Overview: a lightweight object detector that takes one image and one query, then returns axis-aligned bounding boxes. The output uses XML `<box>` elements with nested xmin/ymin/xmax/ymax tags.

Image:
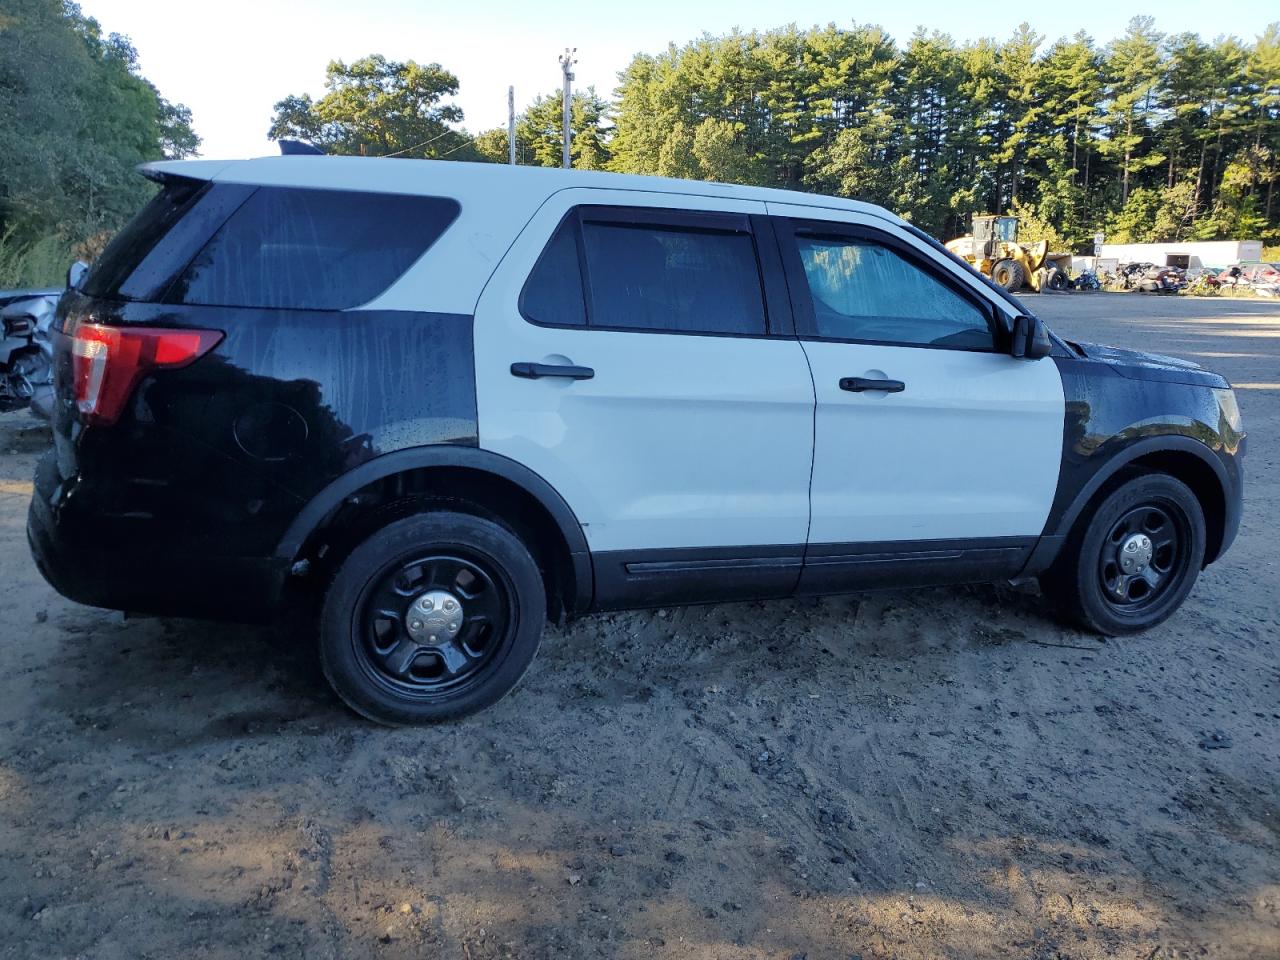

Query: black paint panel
<box><xmin>592</xmin><ymin>544</ymin><xmax>803</xmax><ymax>611</ymax></box>
<box><xmin>1036</xmin><ymin>354</ymin><xmax>1244</xmax><ymax>568</ymax></box>
<box><xmin>798</xmin><ymin>537</ymin><xmax>1035</xmax><ymax>595</ymax></box>
<box><xmin>48</xmin><ymin>293</ymin><xmax>477</xmax><ymax>562</ymax></box>
<box><xmin>592</xmin><ymin>538</ymin><xmax>1037</xmax><ymax>611</ymax></box>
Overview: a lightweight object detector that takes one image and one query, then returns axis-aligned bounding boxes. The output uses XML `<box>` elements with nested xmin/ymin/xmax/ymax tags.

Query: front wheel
<box><xmin>319</xmin><ymin>511</ymin><xmax>545</xmax><ymax>725</ymax></box>
<box><xmin>991</xmin><ymin>258</ymin><xmax>1025</xmax><ymax>292</ymax></box>
<box><xmin>1044</xmin><ymin>474</ymin><xmax>1205</xmax><ymax>636</ymax></box>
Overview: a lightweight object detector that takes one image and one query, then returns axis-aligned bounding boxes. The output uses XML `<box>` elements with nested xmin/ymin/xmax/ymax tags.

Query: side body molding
<box><xmin>275</xmin><ymin>445</ymin><xmax>594</xmax><ymax>613</ymax></box>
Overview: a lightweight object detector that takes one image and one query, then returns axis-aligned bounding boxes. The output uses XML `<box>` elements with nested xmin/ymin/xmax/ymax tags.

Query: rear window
<box><xmin>521</xmin><ymin>208</ymin><xmax>768</xmax><ymax>336</ymax></box>
<box><xmin>582</xmin><ymin>221</ymin><xmax>765</xmax><ymax>335</ymax></box>
<box><xmin>170</xmin><ymin>187</ymin><xmax>460</xmax><ymax>311</ymax></box>
<box><xmin>82</xmin><ymin>177</ymin><xmax>205</xmax><ymax>300</ymax></box>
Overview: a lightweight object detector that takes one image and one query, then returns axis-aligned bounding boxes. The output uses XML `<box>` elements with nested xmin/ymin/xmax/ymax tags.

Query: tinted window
<box><xmin>521</xmin><ymin>217</ymin><xmax>586</xmax><ymax>326</ymax></box>
<box><xmin>581</xmin><ymin>220</ymin><xmax>766</xmax><ymax>335</ymax></box>
<box><xmin>173</xmin><ymin>188</ymin><xmax>459</xmax><ymax>310</ymax></box>
<box><xmin>796</xmin><ymin>235</ymin><xmax>993</xmax><ymax>349</ymax></box>
<box><xmin>83</xmin><ymin>177</ymin><xmax>205</xmax><ymax>300</ymax></box>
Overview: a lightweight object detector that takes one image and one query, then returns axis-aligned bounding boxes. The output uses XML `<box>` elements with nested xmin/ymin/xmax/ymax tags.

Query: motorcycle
<box><xmin>0</xmin><ymin>292</ymin><xmax>58</xmax><ymax>418</ymax></box>
<box><xmin>1070</xmin><ymin>269</ymin><xmax>1102</xmax><ymax>290</ymax></box>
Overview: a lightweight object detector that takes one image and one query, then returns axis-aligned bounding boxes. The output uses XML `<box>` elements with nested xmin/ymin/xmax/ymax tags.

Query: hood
<box><xmin>1070</xmin><ymin>340</ymin><xmax>1230</xmax><ymax>389</ymax></box>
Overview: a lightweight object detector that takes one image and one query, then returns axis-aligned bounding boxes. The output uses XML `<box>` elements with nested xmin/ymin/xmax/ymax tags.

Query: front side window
<box><xmin>521</xmin><ymin>209</ymin><xmax>768</xmax><ymax>336</ymax></box>
<box><xmin>795</xmin><ymin>234</ymin><xmax>993</xmax><ymax>350</ymax></box>
<box><xmin>172</xmin><ymin>187</ymin><xmax>459</xmax><ymax>310</ymax></box>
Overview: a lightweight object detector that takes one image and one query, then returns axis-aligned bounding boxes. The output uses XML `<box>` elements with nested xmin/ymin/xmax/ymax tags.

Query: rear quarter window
<box><xmin>170</xmin><ymin>187</ymin><xmax>460</xmax><ymax>310</ymax></box>
<box><xmin>82</xmin><ymin>177</ymin><xmax>206</xmax><ymax>300</ymax></box>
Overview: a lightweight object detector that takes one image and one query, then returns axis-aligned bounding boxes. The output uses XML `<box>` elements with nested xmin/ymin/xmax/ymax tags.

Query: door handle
<box><xmin>839</xmin><ymin>376</ymin><xmax>905</xmax><ymax>393</ymax></box>
<box><xmin>510</xmin><ymin>361</ymin><xmax>595</xmax><ymax>380</ymax></box>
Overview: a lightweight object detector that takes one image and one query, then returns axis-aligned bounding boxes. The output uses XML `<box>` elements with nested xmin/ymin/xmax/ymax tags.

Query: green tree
<box><xmin>0</xmin><ymin>0</ymin><xmax>198</xmax><ymax>283</ymax></box>
<box><xmin>1101</xmin><ymin>16</ymin><xmax>1166</xmax><ymax>205</ymax></box>
<box><xmin>511</xmin><ymin>88</ymin><xmax>611</xmax><ymax>169</ymax></box>
<box><xmin>268</xmin><ymin>55</ymin><xmax>471</xmax><ymax>158</ymax></box>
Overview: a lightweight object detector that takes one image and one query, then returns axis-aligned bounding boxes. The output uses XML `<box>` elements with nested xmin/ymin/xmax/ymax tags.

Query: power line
<box><xmin>381</xmin><ymin>127</ymin><xmax>459</xmax><ymax>158</ymax></box>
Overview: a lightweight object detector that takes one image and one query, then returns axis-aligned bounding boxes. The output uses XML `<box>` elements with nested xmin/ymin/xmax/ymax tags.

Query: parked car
<box><xmin>0</xmin><ymin>287</ymin><xmax>59</xmax><ymax>311</ymax></box>
<box><xmin>1</xmin><ymin>291</ymin><xmax>59</xmax><ymax>417</ymax></box>
<box><xmin>28</xmin><ymin>157</ymin><xmax>1245</xmax><ymax>724</ymax></box>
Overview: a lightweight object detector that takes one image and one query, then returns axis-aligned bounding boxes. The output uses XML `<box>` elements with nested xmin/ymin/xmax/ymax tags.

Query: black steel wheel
<box><xmin>320</xmin><ymin>510</ymin><xmax>544</xmax><ymax>724</ymax></box>
<box><xmin>1045</xmin><ymin>473</ymin><xmax>1205</xmax><ymax>636</ymax></box>
<box><xmin>1096</xmin><ymin>504</ymin><xmax>1188</xmax><ymax>612</ymax></box>
<box><xmin>357</xmin><ymin>551</ymin><xmax>512</xmax><ymax>698</ymax></box>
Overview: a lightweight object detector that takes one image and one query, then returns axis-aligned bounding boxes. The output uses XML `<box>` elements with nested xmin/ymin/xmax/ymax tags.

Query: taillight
<box><xmin>66</xmin><ymin>318</ymin><xmax>222</xmax><ymax>426</ymax></box>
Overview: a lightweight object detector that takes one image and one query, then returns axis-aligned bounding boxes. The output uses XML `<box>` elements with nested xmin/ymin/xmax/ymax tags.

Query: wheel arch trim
<box><xmin>1028</xmin><ymin>435</ymin><xmax>1233</xmax><ymax>574</ymax></box>
<box><xmin>275</xmin><ymin>445</ymin><xmax>593</xmax><ymax>613</ymax></box>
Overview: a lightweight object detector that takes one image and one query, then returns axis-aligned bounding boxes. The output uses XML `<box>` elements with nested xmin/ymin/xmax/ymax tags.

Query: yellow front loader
<box><xmin>945</xmin><ymin>215</ymin><xmax>1072</xmax><ymax>293</ymax></box>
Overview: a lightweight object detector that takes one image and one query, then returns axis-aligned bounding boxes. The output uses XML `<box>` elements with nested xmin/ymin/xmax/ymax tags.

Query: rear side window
<box><xmin>521</xmin><ymin>218</ymin><xmax>587</xmax><ymax>326</ymax></box>
<box><xmin>521</xmin><ymin>208</ymin><xmax>768</xmax><ymax>336</ymax></box>
<box><xmin>83</xmin><ymin>177</ymin><xmax>205</xmax><ymax>300</ymax></box>
<box><xmin>171</xmin><ymin>188</ymin><xmax>459</xmax><ymax>310</ymax></box>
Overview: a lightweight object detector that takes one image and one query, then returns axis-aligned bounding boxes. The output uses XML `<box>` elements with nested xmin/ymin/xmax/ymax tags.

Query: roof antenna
<box><xmin>278</xmin><ymin>140</ymin><xmax>324</xmax><ymax>156</ymax></box>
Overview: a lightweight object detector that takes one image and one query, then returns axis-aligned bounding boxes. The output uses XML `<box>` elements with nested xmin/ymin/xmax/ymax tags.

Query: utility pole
<box><xmin>558</xmin><ymin>48</ymin><xmax>576</xmax><ymax>169</ymax></box>
<box><xmin>507</xmin><ymin>86</ymin><xmax>516</xmax><ymax>165</ymax></box>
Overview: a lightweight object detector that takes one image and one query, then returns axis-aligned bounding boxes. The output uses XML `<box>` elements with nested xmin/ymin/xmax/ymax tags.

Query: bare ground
<box><xmin>0</xmin><ymin>293</ymin><xmax>1276</xmax><ymax>960</ymax></box>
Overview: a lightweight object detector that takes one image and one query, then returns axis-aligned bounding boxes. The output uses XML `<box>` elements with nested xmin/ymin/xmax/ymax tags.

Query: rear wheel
<box><xmin>319</xmin><ymin>511</ymin><xmax>544</xmax><ymax>724</ymax></box>
<box><xmin>991</xmin><ymin>259</ymin><xmax>1025</xmax><ymax>292</ymax></box>
<box><xmin>1044</xmin><ymin>473</ymin><xmax>1205</xmax><ymax>635</ymax></box>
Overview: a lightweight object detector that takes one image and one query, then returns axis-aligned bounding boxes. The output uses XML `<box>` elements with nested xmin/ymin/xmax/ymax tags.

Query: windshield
<box><xmin>995</xmin><ymin>218</ymin><xmax>1018</xmax><ymax>242</ymax></box>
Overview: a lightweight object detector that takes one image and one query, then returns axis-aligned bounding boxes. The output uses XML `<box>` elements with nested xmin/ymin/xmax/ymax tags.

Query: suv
<box><xmin>28</xmin><ymin>157</ymin><xmax>1245</xmax><ymax>724</ymax></box>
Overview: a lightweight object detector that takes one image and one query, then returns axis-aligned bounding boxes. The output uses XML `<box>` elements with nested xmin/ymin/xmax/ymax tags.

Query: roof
<box><xmin>140</xmin><ymin>155</ymin><xmax>902</xmax><ymax>224</ymax></box>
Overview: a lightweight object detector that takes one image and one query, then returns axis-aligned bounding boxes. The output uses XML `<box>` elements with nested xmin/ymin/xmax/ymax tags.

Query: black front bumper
<box><xmin>28</xmin><ymin>452</ymin><xmax>290</xmax><ymax>623</ymax></box>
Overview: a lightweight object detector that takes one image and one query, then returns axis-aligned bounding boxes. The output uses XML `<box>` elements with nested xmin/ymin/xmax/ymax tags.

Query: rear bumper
<box><xmin>27</xmin><ymin>452</ymin><xmax>289</xmax><ymax>623</ymax></box>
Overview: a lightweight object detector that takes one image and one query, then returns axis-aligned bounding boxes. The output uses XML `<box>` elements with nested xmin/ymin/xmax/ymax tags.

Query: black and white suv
<box><xmin>28</xmin><ymin>157</ymin><xmax>1245</xmax><ymax>724</ymax></box>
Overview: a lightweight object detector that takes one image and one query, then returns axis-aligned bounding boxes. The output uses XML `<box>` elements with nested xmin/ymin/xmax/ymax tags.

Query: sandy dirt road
<box><xmin>0</xmin><ymin>293</ymin><xmax>1276</xmax><ymax>959</ymax></box>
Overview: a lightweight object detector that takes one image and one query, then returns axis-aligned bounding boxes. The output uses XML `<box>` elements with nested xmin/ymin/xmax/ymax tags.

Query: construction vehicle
<box><xmin>945</xmin><ymin>215</ymin><xmax>1073</xmax><ymax>293</ymax></box>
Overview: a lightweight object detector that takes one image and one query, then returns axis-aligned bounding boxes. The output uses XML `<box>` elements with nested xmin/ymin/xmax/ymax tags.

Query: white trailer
<box><xmin>1099</xmin><ymin>240</ymin><xmax>1263</xmax><ymax>271</ymax></box>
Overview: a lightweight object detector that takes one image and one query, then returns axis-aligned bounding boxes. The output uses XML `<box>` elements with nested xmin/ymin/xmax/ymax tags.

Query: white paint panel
<box><xmin>474</xmin><ymin>188</ymin><xmax>816</xmax><ymax>552</ymax></box>
<box><xmin>801</xmin><ymin>342</ymin><xmax>1064</xmax><ymax>541</ymax></box>
<box><xmin>765</xmin><ymin>200</ymin><xmax>1064</xmax><ymax>543</ymax></box>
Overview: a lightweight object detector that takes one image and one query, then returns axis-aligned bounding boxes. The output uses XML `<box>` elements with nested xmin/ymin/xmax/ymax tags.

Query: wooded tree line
<box><xmin>0</xmin><ymin>0</ymin><xmax>198</xmax><ymax>286</ymax></box>
<box><xmin>565</xmin><ymin>17</ymin><xmax>1280</xmax><ymax>250</ymax></box>
<box><xmin>275</xmin><ymin>18</ymin><xmax>1280</xmax><ymax>252</ymax></box>
<box><xmin>4</xmin><ymin>4</ymin><xmax>1278</xmax><ymax>289</ymax></box>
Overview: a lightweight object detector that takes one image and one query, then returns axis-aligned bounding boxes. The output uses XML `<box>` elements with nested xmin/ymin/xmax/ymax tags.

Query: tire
<box><xmin>991</xmin><ymin>259</ymin><xmax>1025</xmax><ymax>292</ymax></box>
<box><xmin>1044</xmin><ymin>473</ymin><xmax>1205</xmax><ymax>636</ymax></box>
<box><xmin>1047</xmin><ymin>268</ymin><xmax>1068</xmax><ymax>291</ymax></box>
<box><xmin>319</xmin><ymin>510</ymin><xmax>545</xmax><ymax>725</ymax></box>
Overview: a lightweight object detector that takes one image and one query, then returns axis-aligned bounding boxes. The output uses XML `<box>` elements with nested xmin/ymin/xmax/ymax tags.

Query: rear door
<box><xmin>474</xmin><ymin>189</ymin><xmax>815</xmax><ymax>608</ymax></box>
<box><xmin>766</xmin><ymin>204</ymin><xmax>1065</xmax><ymax>590</ymax></box>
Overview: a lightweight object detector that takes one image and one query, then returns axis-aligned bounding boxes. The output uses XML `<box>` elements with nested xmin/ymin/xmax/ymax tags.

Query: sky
<box><xmin>83</xmin><ymin>0</ymin><xmax>1278</xmax><ymax>161</ymax></box>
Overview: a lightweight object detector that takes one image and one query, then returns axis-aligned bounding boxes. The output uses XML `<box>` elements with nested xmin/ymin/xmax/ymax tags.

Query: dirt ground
<box><xmin>0</xmin><ymin>293</ymin><xmax>1276</xmax><ymax>960</ymax></box>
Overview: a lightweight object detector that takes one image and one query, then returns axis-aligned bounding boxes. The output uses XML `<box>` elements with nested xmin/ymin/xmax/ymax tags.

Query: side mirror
<box><xmin>67</xmin><ymin>260</ymin><xmax>89</xmax><ymax>290</ymax></box>
<box><xmin>1010</xmin><ymin>313</ymin><xmax>1051</xmax><ymax>360</ymax></box>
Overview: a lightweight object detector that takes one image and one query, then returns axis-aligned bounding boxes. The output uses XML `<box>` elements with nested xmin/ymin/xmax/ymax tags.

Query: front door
<box><xmin>474</xmin><ymin>190</ymin><xmax>816</xmax><ymax>607</ymax></box>
<box><xmin>766</xmin><ymin>204</ymin><xmax>1065</xmax><ymax>590</ymax></box>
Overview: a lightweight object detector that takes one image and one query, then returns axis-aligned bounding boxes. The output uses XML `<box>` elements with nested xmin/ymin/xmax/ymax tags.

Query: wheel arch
<box><xmin>1040</xmin><ymin>436</ymin><xmax>1231</xmax><ymax>569</ymax></box>
<box><xmin>277</xmin><ymin>446</ymin><xmax>593</xmax><ymax>618</ymax></box>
